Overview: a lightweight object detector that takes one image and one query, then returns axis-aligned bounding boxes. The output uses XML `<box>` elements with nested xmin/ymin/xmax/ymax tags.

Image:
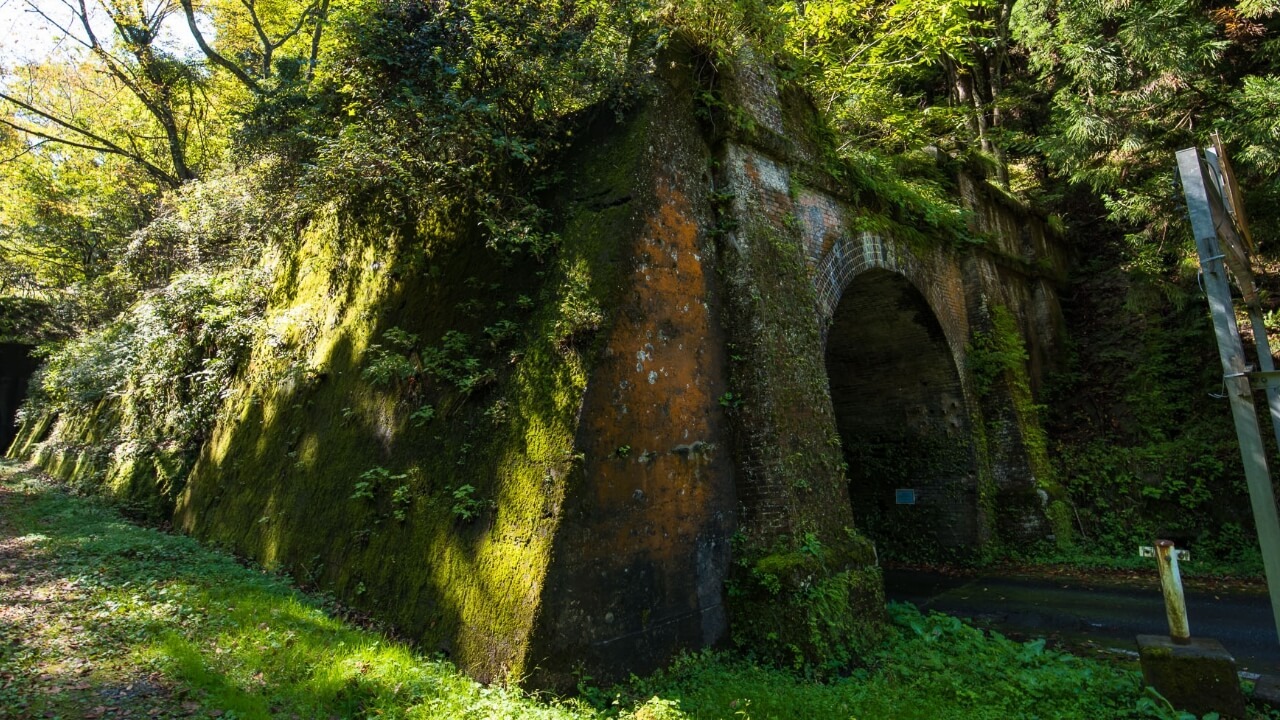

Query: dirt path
<box><xmin>0</xmin><ymin>465</ymin><xmax>201</xmax><ymax>719</ymax></box>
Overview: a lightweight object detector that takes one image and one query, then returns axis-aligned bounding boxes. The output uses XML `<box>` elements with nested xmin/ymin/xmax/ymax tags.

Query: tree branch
<box><xmin>178</xmin><ymin>0</ymin><xmax>264</xmax><ymax>94</ymax></box>
<box><xmin>0</xmin><ymin>96</ymin><xmax>180</xmax><ymax>186</ymax></box>
<box><xmin>306</xmin><ymin>0</ymin><xmax>330</xmax><ymax>81</ymax></box>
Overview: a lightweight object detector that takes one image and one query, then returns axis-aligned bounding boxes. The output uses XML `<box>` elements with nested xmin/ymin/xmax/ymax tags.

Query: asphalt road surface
<box><xmin>885</xmin><ymin>569</ymin><xmax>1280</xmax><ymax>674</ymax></box>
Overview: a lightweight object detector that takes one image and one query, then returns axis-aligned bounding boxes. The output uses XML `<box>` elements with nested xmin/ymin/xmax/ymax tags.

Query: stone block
<box><xmin>1137</xmin><ymin>634</ymin><xmax>1246</xmax><ymax>719</ymax></box>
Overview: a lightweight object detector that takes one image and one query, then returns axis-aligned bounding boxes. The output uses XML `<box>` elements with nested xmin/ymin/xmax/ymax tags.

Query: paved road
<box><xmin>885</xmin><ymin>569</ymin><xmax>1280</xmax><ymax>674</ymax></box>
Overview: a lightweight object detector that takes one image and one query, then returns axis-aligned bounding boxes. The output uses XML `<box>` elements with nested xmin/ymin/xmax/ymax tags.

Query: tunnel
<box><xmin>824</xmin><ymin>269</ymin><xmax>980</xmax><ymax>562</ymax></box>
<box><xmin>1</xmin><ymin>343</ymin><xmax>38</xmax><ymax>455</ymax></box>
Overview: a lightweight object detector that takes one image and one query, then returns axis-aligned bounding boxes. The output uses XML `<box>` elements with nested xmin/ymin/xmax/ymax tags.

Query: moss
<box><xmin>753</xmin><ymin>551</ymin><xmax>815</xmax><ymax>580</ymax></box>
<box><xmin>6</xmin><ymin>409</ymin><xmax>53</xmax><ymax>459</ymax></box>
<box><xmin>712</xmin><ymin>128</ymin><xmax>883</xmax><ymax>667</ymax></box>
<box><xmin>163</xmin><ymin>98</ymin><xmax>664</xmax><ymax>684</ymax></box>
<box><xmin>968</xmin><ymin>406</ymin><xmax>999</xmax><ymax>548</ymax></box>
<box><xmin>165</xmin><ymin>204</ymin><xmax>571</xmax><ymax>679</ymax></box>
<box><xmin>968</xmin><ymin>304</ymin><xmax>1070</xmax><ymax>546</ymax></box>
<box><xmin>1046</xmin><ymin>500</ymin><xmax>1076</xmax><ymax>551</ymax></box>
<box><xmin>732</xmin><ymin>543</ymin><xmax>885</xmax><ymax>673</ymax></box>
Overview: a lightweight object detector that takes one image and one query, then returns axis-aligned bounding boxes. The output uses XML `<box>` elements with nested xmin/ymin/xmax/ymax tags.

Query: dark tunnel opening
<box><xmin>1</xmin><ymin>343</ymin><xmax>38</xmax><ymax>455</ymax></box>
<box><xmin>824</xmin><ymin>270</ymin><xmax>980</xmax><ymax>563</ymax></box>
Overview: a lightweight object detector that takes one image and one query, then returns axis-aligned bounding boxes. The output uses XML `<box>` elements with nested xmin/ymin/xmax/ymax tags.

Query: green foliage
<box><xmin>362</xmin><ymin>327</ymin><xmax>500</xmax><ymax>396</ymax></box>
<box><xmin>420</xmin><ymin>331</ymin><xmax>490</xmax><ymax>392</ymax></box>
<box><xmin>361</xmin><ymin>335</ymin><xmax>419</xmax><ymax>388</ymax></box>
<box><xmin>0</xmin><ymin>462</ymin><xmax>592</xmax><ymax>719</ymax></box>
<box><xmin>28</xmin><ymin>267</ymin><xmax>268</xmax><ymax>508</ymax></box>
<box><xmin>779</xmin><ymin>0</ymin><xmax>999</xmax><ymax>151</ymax></box>
<box><xmin>0</xmin><ymin>297</ymin><xmax>66</xmax><ymax>344</ymax></box>
<box><xmin>611</xmin><ymin>602</ymin><xmax>1190</xmax><ymax>720</ymax></box>
<box><xmin>352</xmin><ymin>466</ymin><xmax>408</xmax><ymax>503</ymax></box>
<box><xmin>654</xmin><ymin>0</ymin><xmax>782</xmax><ymax>68</ymax></box>
<box><xmin>1042</xmin><ymin>266</ymin><xmax>1260</xmax><ymax>571</ymax></box>
<box><xmin>1011</xmin><ymin>0</ymin><xmax>1280</xmax><ymax>247</ymax></box>
<box><xmin>391</xmin><ymin>484</ymin><xmax>413</xmax><ymax>521</ymax></box>
<box><xmin>729</xmin><ymin>530</ymin><xmax>884</xmax><ymax>674</ymax></box>
<box><xmin>449</xmin><ymin>484</ymin><xmax>484</xmax><ymax>521</ymax></box>
<box><xmin>2</xmin><ymin>463</ymin><xmax>1202</xmax><ymax>720</ymax></box>
<box><xmin>309</xmin><ymin>0</ymin><xmax>643</xmax><ymax>254</ymax></box>
<box><xmin>409</xmin><ymin>404</ymin><xmax>436</xmax><ymax>427</ymax></box>
<box><xmin>967</xmin><ymin>305</ymin><xmax>1030</xmax><ymax>397</ymax></box>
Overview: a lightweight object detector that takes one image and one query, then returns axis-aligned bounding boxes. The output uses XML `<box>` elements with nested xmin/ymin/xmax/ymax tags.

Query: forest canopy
<box><xmin>3</xmin><ymin>0</ymin><xmax>1279</xmax><ymax>339</ymax></box>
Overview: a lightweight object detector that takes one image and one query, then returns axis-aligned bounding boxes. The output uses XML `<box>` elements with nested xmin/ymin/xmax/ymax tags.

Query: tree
<box><xmin>0</xmin><ymin>0</ymin><xmax>212</xmax><ymax>187</ymax></box>
<box><xmin>179</xmin><ymin>0</ymin><xmax>330</xmax><ymax>93</ymax></box>
<box><xmin>1010</xmin><ymin>0</ymin><xmax>1280</xmax><ymax>246</ymax></box>
<box><xmin>779</xmin><ymin>0</ymin><xmax>1014</xmax><ymax>166</ymax></box>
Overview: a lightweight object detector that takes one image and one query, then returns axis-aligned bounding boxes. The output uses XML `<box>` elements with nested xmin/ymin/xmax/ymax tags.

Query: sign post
<box><xmin>1177</xmin><ymin>147</ymin><xmax>1280</xmax><ymax>646</ymax></box>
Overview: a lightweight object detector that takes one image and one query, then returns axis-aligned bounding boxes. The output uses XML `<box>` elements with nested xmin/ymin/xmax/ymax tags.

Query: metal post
<box><xmin>1242</xmin><ymin>302</ymin><xmax>1280</xmax><ymax>451</ymax></box>
<box><xmin>1178</xmin><ymin>147</ymin><xmax>1280</xmax><ymax>646</ymax></box>
<box><xmin>1200</xmin><ymin>147</ymin><xmax>1280</xmax><ymax>451</ymax></box>
<box><xmin>1154</xmin><ymin>540</ymin><xmax>1191</xmax><ymax>643</ymax></box>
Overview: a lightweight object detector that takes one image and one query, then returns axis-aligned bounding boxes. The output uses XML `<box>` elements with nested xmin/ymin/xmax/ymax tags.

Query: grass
<box><xmin>0</xmin><ymin>459</ymin><xmax>1252</xmax><ymax>719</ymax></box>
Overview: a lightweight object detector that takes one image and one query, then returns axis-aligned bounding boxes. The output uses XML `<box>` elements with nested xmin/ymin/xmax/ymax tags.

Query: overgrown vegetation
<box><xmin>6</xmin><ymin>0</ymin><xmax>1280</xmax><ymax>696</ymax></box>
<box><xmin>0</xmin><ymin>462</ymin><xmax>1229</xmax><ymax>720</ymax></box>
<box><xmin>15</xmin><ymin>267</ymin><xmax>268</xmax><ymax>518</ymax></box>
<box><xmin>1039</xmin><ymin>250</ymin><xmax>1266</xmax><ymax>574</ymax></box>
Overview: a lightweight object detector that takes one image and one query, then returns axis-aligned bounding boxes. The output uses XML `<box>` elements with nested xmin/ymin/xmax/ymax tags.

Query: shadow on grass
<box><xmin>0</xmin><ymin>462</ymin><xmax>1190</xmax><ymax>720</ymax></box>
<box><xmin>0</xmin><ymin>464</ymin><xmax>581</xmax><ymax>719</ymax></box>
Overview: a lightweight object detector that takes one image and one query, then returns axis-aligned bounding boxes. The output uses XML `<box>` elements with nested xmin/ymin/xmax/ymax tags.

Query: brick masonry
<box><xmin>10</xmin><ymin>48</ymin><xmax>1072</xmax><ymax>690</ymax></box>
<box><xmin>721</xmin><ymin>56</ymin><xmax>1067</xmax><ymax>552</ymax></box>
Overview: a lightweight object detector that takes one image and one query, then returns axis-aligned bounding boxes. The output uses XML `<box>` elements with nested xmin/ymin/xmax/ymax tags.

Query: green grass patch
<box><xmin>0</xmin><ymin>460</ymin><xmax>1236</xmax><ymax>719</ymax></box>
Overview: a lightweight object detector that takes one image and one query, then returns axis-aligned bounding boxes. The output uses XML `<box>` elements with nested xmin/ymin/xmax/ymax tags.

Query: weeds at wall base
<box><xmin>3</xmin><ymin>460</ymin><xmax>1218</xmax><ymax>720</ymax></box>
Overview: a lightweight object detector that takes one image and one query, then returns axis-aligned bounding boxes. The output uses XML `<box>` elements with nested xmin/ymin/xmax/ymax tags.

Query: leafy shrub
<box><xmin>608</xmin><ymin>602</ymin><xmax>1186</xmax><ymax>720</ymax></box>
<box><xmin>361</xmin><ymin>345</ymin><xmax>418</xmax><ymax>388</ymax></box>
<box><xmin>409</xmin><ymin>404</ymin><xmax>436</xmax><ymax>427</ymax></box>
<box><xmin>450</xmin><ymin>484</ymin><xmax>484</xmax><ymax>520</ymax></box>
<box><xmin>28</xmin><ymin>267</ymin><xmax>269</xmax><ymax>503</ymax></box>
<box><xmin>310</xmin><ymin>0</ymin><xmax>642</xmax><ymax>255</ymax></box>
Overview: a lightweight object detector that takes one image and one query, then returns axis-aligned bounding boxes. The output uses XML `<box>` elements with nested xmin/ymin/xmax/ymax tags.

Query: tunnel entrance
<box><xmin>0</xmin><ymin>343</ymin><xmax>37</xmax><ymax>455</ymax></box>
<box><xmin>825</xmin><ymin>270</ymin><xmax>980</xmax><ymax>562</ymax></box>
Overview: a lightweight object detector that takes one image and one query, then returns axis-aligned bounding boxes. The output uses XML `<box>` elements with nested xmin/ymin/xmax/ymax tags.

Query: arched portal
<box><xmin>825</xmin><ymin>269</ymin><xmax>980</xmax><ymax>561</ymax></box>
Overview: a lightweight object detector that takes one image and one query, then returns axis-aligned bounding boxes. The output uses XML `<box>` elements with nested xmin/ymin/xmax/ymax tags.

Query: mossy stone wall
<box><xmin>718</xmin><ymin>54</ymin><xmax>1070</xmax><ymax>561</ymax></box>
<box><xmin>524</xmin><ymin>59</ymin><xmax>741</xmax><ymax>687</ymax></box>
<box><xmin>11</xmin><ymin>48</ymin><xmax>1070</xmax><ymax>687</ymax></box>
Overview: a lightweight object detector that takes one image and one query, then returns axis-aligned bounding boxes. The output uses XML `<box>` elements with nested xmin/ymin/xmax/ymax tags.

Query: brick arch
<box><xmin>813</xmin><ymin>231</ymin><xmax>970</xmax><ymax>367</ymax></box>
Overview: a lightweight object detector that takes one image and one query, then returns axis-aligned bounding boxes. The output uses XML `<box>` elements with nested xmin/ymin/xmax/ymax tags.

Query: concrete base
<box><xmin>1137</xmin><ymin>635</ymin><xmax>1246</xmax><ymax>719</ymax></box>
<box><xmin>1252</xmin><ymin>674</ymin><xmax>1280</xmax><ymax>709</ymax></box>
